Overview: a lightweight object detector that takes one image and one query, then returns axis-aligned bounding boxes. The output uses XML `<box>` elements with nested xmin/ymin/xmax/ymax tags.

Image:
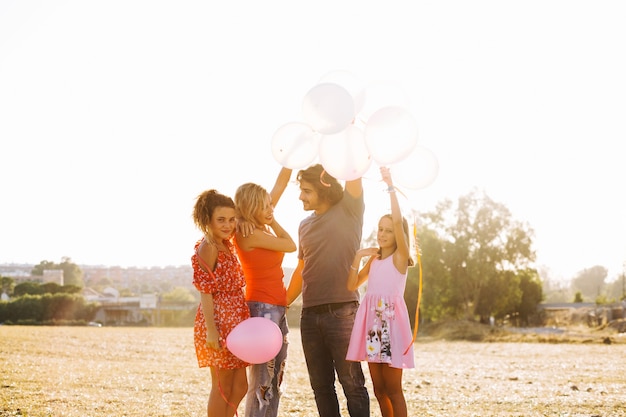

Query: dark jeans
<box><xmin>300</xmin><ymin>301</ymin><xmax>370</xmax><ymax>417</ymax></box>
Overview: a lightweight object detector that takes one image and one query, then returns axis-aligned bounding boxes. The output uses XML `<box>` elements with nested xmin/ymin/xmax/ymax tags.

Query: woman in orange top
<box><xmin>234</xmin><ymin>167</ymin><xmax>296</xmax><ymax>417</ymax></box>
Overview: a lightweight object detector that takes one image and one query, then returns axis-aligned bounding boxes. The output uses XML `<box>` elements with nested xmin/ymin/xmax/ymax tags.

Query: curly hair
<box><xmin>192</xmin><ymin>189</ymin><xmax>235</xmax><ymax>239</ymax></box>
<box><xmin>296</xmin><ymin>164</ymin><xmax>343</xmax><ymax>206</ymax></box>
<box><xmin>234</xmin><ymin>182</ymin><xmax>268</xmax><ymax>226</ymax></box>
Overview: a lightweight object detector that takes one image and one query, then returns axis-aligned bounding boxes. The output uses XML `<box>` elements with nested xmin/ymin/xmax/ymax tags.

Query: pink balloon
<box><xmin>226</xmin><ymin>317</ymin><xmax>283</xmax><ymax>364</ymax></box>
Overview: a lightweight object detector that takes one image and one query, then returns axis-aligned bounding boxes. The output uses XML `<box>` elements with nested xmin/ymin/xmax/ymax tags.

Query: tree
<box><xmin>475</xmin><ymin>270</ymin><xmax>521</xmax><ymax>323</ymax></box>
<box><xmin>158</xmin><ymin>287</ymin><xmax>197</xmax><ymax>327</ymax></box>
<box><xmin>516</xmin><ymin>268</ymin><xmax>544</xmax><ymax>325</ymax></box>
<box><xmin>32</xmin><ymin>257</ymin><xmax>84</xmax><ymax>287</ymax></box>
<box><xmin>14</xmin><ymin>282</ymin><xmax>83</xmax><ymax>297</ymax></box>
<box><xmin>92</xmin><ymin>277</ymin><xmax>115</xmax><ymax>293</ymax></box>
<box><xmin>571</xmin><ymin>266</ymin><xmax>607</xmax><ymax>300</ymax></box>
<box><xmin>161</xmin><ymin>287</ymin><xmax>196</xmax><ymax>304</ymax></box>
<box><xmin>0</xmin><ymin>293</ymin><xmax>97</xmax><ymax>324</ymax></box>
<box><xmin>405</xmin><ymin>227</ymin><xmax>456</xmax><ymax>324</ymax></box>
<box><xmin>14</xmin><ymin>282</ymin><xmax>44</xmax><ymax>297</ymax></box>
<box><xmin>1</xmin><ymin>276</ymin><xmax>15</xmax><ymax>297</ymax></box>
<box><xmin>606</xmin><ymin>275</ymin><xmax>626</xmax><ymax>302</ymax></box>
<box><xmin>412</xmin><ymin>189</ymin><xmax>536</xmax><ymax>322</ymax></box>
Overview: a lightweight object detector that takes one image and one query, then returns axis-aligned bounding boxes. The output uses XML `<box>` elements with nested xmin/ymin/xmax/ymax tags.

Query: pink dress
<box><xmin>346</xmin><ymin>256</ymin><xmax>415</xmax><ymax>369</ymax></box>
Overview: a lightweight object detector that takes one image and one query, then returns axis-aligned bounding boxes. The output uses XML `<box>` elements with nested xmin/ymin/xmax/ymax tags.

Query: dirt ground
<box><xmin>1</xmin><ymin>323</ymin><xmax>626</xmax><ymax>416</ymax></box>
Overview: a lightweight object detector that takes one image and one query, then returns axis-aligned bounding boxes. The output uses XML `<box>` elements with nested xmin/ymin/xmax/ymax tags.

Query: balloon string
<box><xmin>216</xmin><ymin>368</ymin><xmax>239</xmax><ymax>417</ymax></box>
<box><xmin>404</xmin><ymin>216</ymin><xmax>423</xmax><ymax>356</ymax></box>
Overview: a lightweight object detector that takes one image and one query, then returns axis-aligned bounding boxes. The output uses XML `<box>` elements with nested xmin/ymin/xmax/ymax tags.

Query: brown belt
<box><xmin>302</xmin><ymin>301</ymin><xmax>358</xmax><ymax>313</ymax></box>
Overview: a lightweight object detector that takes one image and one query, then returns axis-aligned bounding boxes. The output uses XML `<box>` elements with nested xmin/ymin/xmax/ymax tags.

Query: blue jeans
<box><xmin>300</xmin><ymin>301</ymin><xmax>370</xmax><ymax>417</ymax></box>
<box><xmin>244</xmin><ymin>302</ymin><xmax>289</xmax><ymax>417</ymax></box>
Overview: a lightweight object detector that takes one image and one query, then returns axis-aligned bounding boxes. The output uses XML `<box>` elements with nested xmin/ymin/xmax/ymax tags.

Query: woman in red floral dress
<box><xmin>192</xmin><ymin>189</ymin><xmax>250</xmax><ymax>417</ymax></box>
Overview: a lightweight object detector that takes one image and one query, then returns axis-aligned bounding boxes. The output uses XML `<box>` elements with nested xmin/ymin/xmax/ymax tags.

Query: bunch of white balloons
<box><xmin>271</xmin><ymin>70</ymin><xmax>439</xmax><ymax>190</ymax></box>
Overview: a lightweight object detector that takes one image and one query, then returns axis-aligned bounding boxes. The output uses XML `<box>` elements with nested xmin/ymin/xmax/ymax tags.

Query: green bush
<box><xmin>0</xmin><ymin>293</ymin><xmax>97</xmax><ymax>324</ymax></box>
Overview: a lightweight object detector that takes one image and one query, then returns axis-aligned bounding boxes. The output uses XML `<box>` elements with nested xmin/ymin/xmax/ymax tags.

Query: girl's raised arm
<box><xmin>381</xmin><ymin>167</ymin><xmax>410</xmax><ymax>273</ymax></box>
<box><xmin>269</xmin><ymin>167</ymin><xmax>293</xmax><ymax>208</ymax></box>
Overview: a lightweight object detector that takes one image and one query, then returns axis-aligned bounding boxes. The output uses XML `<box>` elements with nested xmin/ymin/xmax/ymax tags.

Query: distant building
<box><xmin>538</xmin><ymin>302</ymin><xmax>626</xmax><ymax>327</ymax></box>
<box><xmin>82</xmin><ymin>287</ymin><xmax>194</xmax><ymax>326</ymax></box>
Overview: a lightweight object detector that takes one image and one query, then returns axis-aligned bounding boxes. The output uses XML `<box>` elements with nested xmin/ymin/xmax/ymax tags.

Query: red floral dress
<box><xmin>192</xmin><ymin>238</ymin><xmax>249</xmax><ymax>369</ymax></box>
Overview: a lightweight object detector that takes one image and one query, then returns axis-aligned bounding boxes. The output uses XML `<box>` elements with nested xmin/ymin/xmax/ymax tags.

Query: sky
<box><xmin>1</xmin><ymin>0</ymin><xmax>625</xmax><ymax>283</ymax></box>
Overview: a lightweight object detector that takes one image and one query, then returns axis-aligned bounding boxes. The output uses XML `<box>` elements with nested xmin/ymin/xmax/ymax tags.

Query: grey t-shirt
<box><xmin>297</xmin><ymin>190</ymin><xmax>364</xmax><ymax>308</ymax></box>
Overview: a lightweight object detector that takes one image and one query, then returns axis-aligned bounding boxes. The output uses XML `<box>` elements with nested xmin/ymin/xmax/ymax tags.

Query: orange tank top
<box><xmin>234</xmin><ymin>241</ymin><xmax>287</xmax><ymax>306</ymax></box>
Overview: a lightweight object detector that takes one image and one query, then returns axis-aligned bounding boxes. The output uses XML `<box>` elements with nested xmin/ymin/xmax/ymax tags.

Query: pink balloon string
<box><xmin>319</xmin><ymin>170</ymin><xmax>331</xmax><ymax>187</ymax></box>
<box><xmin>216</xmin><ymin>368</ymin><xmax>239</xmax><ymax>417</ymax></box>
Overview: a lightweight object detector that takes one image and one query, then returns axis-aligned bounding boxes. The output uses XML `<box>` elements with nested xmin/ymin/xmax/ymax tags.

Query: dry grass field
<box><xmin>1</xmin><ymin>324</ymin><xmax>626</xmax><ymax>417</ymax></box>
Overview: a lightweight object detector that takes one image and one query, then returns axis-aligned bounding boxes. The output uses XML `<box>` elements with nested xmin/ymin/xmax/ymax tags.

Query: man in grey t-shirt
<box><xmin>286</xmin><ymin>164</ymin><xmax>369</xmax><ymax>417</ymax></box>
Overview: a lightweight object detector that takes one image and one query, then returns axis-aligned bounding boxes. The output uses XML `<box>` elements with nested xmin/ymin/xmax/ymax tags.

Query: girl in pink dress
<box><xmin>346</xmin><ymin>167</ymin><xmax>415</xmax><ymax>417</ymax></box>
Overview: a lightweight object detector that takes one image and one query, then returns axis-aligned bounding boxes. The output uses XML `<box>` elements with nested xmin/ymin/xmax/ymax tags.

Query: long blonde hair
<box><xmin>234</xmin><ymin>183</ymin><xmax>268</xmax><ymax>227</ymax></box>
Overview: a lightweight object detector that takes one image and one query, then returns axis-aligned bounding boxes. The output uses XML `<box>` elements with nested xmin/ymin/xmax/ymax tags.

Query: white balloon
<box><xmin>302</xmin><ymin>83</ymin><xmax>355</xmax><ymax>135</ymax></box>
<box><xmin>391</xmin><ymin>145</ymin><xmax>439</xmax><ymax>190</ymax></box>
<box><xmin>318</xmin><ymin>125</ymin><xmax>371</xmax><ymax>181</ymax></box>
<box><xmin>364</xmin><ymin>106</ymin><xmax>418</xmax><ymax>166</ymax></box>
<box><xmin>318</xmin><ymin>70</ymin><xmax>366</xmax><ymax>114</ymax></box>
<box><xmin>271</xmin><ymin>122</ymin><xmax>320</xmax><ymax>169</ymax></box>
